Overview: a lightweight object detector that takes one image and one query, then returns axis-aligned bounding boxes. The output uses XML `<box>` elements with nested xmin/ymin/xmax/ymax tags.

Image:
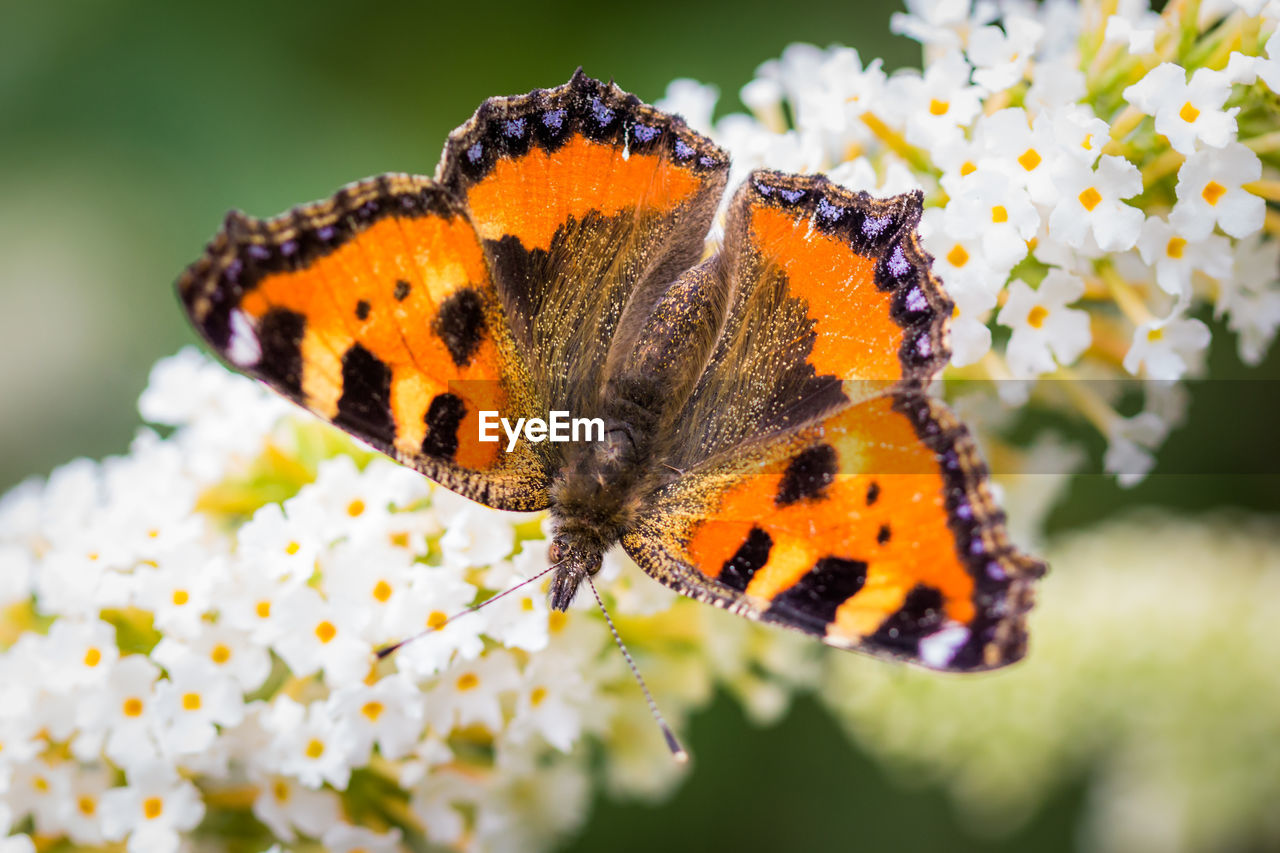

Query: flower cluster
<box><xmin>0</xmin><ymin>350</ymin><xmax>820</xmax><ymax>853</ymax></box>
<box><xmin>659</xmin><ymin>0</ymin><xmax>1280</xmax><ymax>492</ymax></box>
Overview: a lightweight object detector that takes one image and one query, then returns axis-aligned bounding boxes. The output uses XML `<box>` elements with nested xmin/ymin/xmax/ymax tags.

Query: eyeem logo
<box><xmin>479</xmin><ymin>411</ymin><xmax>605</xmax><ymax>452</ymax></box>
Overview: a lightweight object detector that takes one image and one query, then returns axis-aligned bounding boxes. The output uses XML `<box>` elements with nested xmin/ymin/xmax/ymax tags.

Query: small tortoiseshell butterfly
<box><xmin>179</xmin><ymin>71</ymin><xmax>1044</xmax><ymax>672</ymax></box>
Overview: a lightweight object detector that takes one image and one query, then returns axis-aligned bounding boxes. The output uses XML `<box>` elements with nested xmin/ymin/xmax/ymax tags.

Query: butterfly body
<box><xmin>179</xmin><ymin>71</ymin><xmax>1045</xmax><ymax>672</ymax></box>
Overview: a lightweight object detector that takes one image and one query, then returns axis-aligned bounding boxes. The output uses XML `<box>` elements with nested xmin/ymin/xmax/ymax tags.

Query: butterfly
<box><xmin>178</xmin><ymin>70</ymin><xmax>1044</xmax><ymax>673</ymax></box>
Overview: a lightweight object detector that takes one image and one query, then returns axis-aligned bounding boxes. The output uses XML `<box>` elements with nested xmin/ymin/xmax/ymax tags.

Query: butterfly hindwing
<box><xmin>624</xmin><ymin>387</ymin><xmax>1044</xmax><ymax>671</ymax></box>
<box><xmin>670</xmin><ymin>171</ymin><xmax>953</xmax><ymax>470</ymax></box>
<box><xmin>440</xmin><ymin>70</ymin><xmax>730</xmax><ymax>418</ymax></box>
<box><xmin>178</xmin><ymin>174</ymin><xmax>550</xmax><ymax>510</ymax></box>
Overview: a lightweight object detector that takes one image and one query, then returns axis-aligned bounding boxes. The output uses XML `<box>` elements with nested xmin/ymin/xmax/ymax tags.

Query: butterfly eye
<box><xmin>548</xmin><ymin>542</ymin><xmax>563</xmax><ymax>564</ymax></box>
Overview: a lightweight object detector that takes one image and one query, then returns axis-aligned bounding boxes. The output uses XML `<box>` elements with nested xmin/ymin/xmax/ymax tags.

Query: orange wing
<box><xmin>624</xmin><ymin>387</ymin><xmax>1044</xmax><ymax>671</ymax></box>
<box><xmin>439</xmin><ymin>70</ymin><xmax>729</xmax><ymax>417</ymax></box>
<box><xmin>177</xmin><ymin>174</ymin><xmax>548</xmax><ymax>510</ymax></box>
<box><xmin>671</xmin><ymin>171</ymin><xmax>952</xmax><ymax>469</ymax></box>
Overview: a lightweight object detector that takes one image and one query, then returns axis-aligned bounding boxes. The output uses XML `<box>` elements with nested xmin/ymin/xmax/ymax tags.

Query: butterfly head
<box><xmin>547</xmin><ymin>537</ymin><xmax>602</xmax><ymax>611</ymax></box>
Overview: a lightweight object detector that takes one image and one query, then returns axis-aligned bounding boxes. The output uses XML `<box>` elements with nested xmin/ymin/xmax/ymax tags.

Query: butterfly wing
<box><xmin>178</xmin><ymin>174</ymin><xmax>549</xmax><ymax>510</ymax></box>
<box><xmin>625</xmin><ymin>172</ymin><xmax>1042</xmax><ymax>670</ymax></box>
<box><xmin>624</xmin><ymin>387</ymin><xmax>1042</xmax><ymax>670</ymax></box>
<box><xmin>439</xmin><ymin>70</ymin><xmax>730</xmax><ymax>419</ymax></box>
<box><xmin>669</xmin><ymin>171</ymin><xmax>951</xmax><ymax>470</ymax></box>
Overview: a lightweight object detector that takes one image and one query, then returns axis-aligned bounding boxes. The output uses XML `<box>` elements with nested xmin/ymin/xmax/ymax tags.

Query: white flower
<box><xmin>1122</xmin><ymin>316</ymin><xmax>1212</xmax><ymax>380</ymax></box>
<box><xmin>272</xmin><ymin>585</ymin><xmax>372</xmax><ymax>687</ymax></box>
<box><xmin>235</xmin><ymin>501</ymin><xmax>322</xmax><ymax>584</ymax></box>
<box><xmin>392</xmin><ymin>565</ymin><xmax>488</xmax><ymax>679</ymax></box>
<box><xmin>266</xmin><ymin>697</ymin><xmax>359</xmax><ymax>790</ymax></box>
<box><xmin>131</xmin><ymin>553</ymin><xmax>217</xmax><ymax>639</ymax></box>
<box><xmin>997</xmin><ymin>271</ymin><xmax>1092</xmax><ymax>378</ymax></box>
<box><xmin>890</xmin><ymin>0</ymin><xmax>998</xmax><ymax>52</ymax></box>
<box><xmin>79</xmin><ymin>654</ymin><xmax>163</xmax><ymax>772</ymax></box>
<box><xmin>1103</xmin><ymin>411</ymin><xmax>1168</xmax><ymax>486</ymax></box>
<box><xmin>477</xmin><ymin>546</ymin><xmax>554</xmax><ymax>653</ymax></box>
<box><xmin>436</xmin><ymin>500</ymin><xmax>518</xmax><ymax>567</ymax></box>
<box><xmin>893</xmin><ymin>51</ymin><xmax>984</xmax><ymax>150</ymax></box>
<box><xmin>60</xmin><ymin>763</ymin><xmax>115</xmax><ymax>846</ymax></box>
<box><xmin>321</xmin><ymin>823</ymin><xmax>403</xmax><ymax>853</ymax></box>
<box><xmin>6</xmin><ymin>756</ymin><xmax>69</xmax><ymax>835</ymax></box>
<box><xmin>327</xmin><ymin>673</ymin><xmax>425</xmax><ymax>761</ymax></box>
<box><xmin>946</xmin><ymin>277</ymin><xmax>998</xmax><ymax>366</ymax></box>
<box><xmin>920</xmin><ymin>208</ymin><xmax>1011</xmax><ymax>298</ymax></box>
<box><xmin>323</xmin><ymin>536</ymin><xmax>420</xmax><ymax>645</ymax></box>
<box><xmin>99</xmin><ymin>762</ymin><xmax>205</xmax><ymax>853</ymax></box>
<box><xmin>0</xmin><ymin>837</ymin><xmax>33</xmax><ymax>853</ymax></box>
<box><xmin>1136</xmin><ymin>216</ymin><xmax>1233</xmax><ymax>299</ymax></box>
<box><xmin>0</xmin><ymin>544</ymin><xmax>33</xmax><ymax>607</ymax></box>
<box><xmin>1048</xmin><ymin>155</ymin><xmax>1144</xmax><ymax>251</ymax></box>
<box><xmin>151</xmin><ymin>622</ymin><xmax>272</xmax><ymax>693</ymax></box>
<box><xmin>422</xmin><ymin>649</ymin><xmax>521</xmax><ymax>734</ymax></box>
<box><xmin>284</xmin><ymin>456</ymin><xmax>429</xmax><ymax>547</ymax></box>
<box><xmin>43</xmin><ymin>617</ymin><xmax>120</xmax><ymax>691</ymax></box>
<box><xmin>1171</xmin><ymin>143</ymin><xmax>1266</xmax><ymax>239</ymax></box>
<box><xmin>655</xmin><ymin>78</ymin><xmax>718</xmax><ymax>135</ymax></box>
<box><xmin>1124</xmin><ymin>63</ymin><xmax>1238</xmax><ymax>155</ymax></box>
<box><xmin>980</xmin><ymin>108</ymin><xmax>1064</xmax><ymax>206</ymax></box>
<box><xmin>508</xmin><ymin>653</ymin><xmax>591</xmax><ymax>753</ymax></box>
<box><xmin>153</xmin><ymin>661</ymin><xmax>246</xmax><ymax>756</ymax></box>
<box><xmin>1046</xmin><ymin>104</ymin><xmax>1109</xmax><ymax>166</ymax></box>
<box><xmin>1218</xmin><ymin>234</ymin><xmax>1280</xmax><ymax>364</ymax></box>
<box><xmin>217</xmin><ymin>561</ymin><xmax>295</xmax><ymax>645</ymax></box>
<box><xmin>1253</xmin><ymin>28</ymin><xmax>1280</xmax><ymax>90</ymax></box>
<box><xmin>250</xmin><ymin>772</ymin><xmax>344</xmax><ymax>842</ymax></box>
<box><xmin>1103</xmin><ymin>9</ymin><xmax>1160</xmax><ymax>53</ymax></box>
<box><xmin>944</xmin><ymin>169</ymin><xmax>1039</xmax><ymax>270</ymax></box>
<box><xmin>967</xmin><ymin>16</ymin><xmax>1043</xmax><ymax>91</ymax></box>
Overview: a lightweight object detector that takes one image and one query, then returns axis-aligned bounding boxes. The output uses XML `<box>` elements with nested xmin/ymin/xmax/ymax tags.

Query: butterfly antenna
<box><xmin>376</xmin><ymin>562</ymin><xmax>561</xmax><ymax>660</ymax></box>
<box><xmin>586</xmin><ymin>574</ymin><xmax>689</xmax><ymax>763</ymax></box>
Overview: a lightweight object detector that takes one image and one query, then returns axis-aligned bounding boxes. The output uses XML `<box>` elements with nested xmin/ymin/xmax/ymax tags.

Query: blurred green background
<box><xmin>2</xmin><ymin>1</ymin><xmax>1277</xmax><ymax>850</ymax></box>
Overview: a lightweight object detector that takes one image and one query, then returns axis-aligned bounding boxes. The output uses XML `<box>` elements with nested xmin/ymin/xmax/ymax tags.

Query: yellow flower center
<box><xmin>521</xmin><ymin>597</ymin><xmax>535</xmax><ymax>611</ymax></box>
<box><xmin>273</xmin><ymin>780</ymin><xmax>290</xmax><ymax>802</ymax></box>
<box><xmin>77</xmin><ymin>795</ymin><xmax>96</xmax><ymax>816</ymax></box>
<box><xmin>1179</xmin><ymin>102</ymin><xmax>1200</xmax><ymax>123</ymax></box>
<box><xmin>33</xmin><ymin>775</ymin><xmax>49</xmax><ymax>793</ymax></box>
<box><xmin>991</xmin><ymin>205</ymin><xmax>1008</xmax><ymax>224</ymax></box>
<box><xmin>1165</xmin><ymin>237</ymin><xmax>1187</xmax><ymax>259</ymax></box>
<box><xmin>389</xmin><ymin>531</ymin><xmax>410</xmax><ymax>548</ymax></box>
<box><xmin>946</xmin><ymin>244</ymin><xmax>970</xmax><ymax>268</ymax></box>
<box><xmin>346</xmin><ymin>499</ymin><xmax>366</xmax><ymax>517</ymax></box>
<box><xmin>1147</xmin><ymin>327</ymin><xmax>1165</xmax><ymax>342</ymax></box>
<box><xmin>211</xmin><ymin>644</ymin><xmax>231</xmax><ymax>665</ymax></box>
<box><xmin>255</xmin><ymin>600</ymin><xmax>271</xmax><ymax>619</ymax></box>
<box><xmin>1082</xmin><ymin>133</ymin><xmax>1093</xmax><ymax>149</ymax></box>
<box><xmin>960</xmin><ymin>161</ymin><xmax>977</xmax><ymax>176</ymax></box>
<box><xmin>1078</xmin><ymin>187</ymin><xmax>1103</xmax><ymax>211</ymax></box>
<box><xmin>929</xmin><ymin>98</ymin><xmax>949</xmax><ymax>116</ymax></box>
<box><xmin>456</xmin><ymin>672</ymin><xmax>480</xmax><ymax>691</ymax></box>
<box><xmin>122</xmin><ymin>697</ymin><xmax>144</xmax><ymax>717</ymax></box>
<box><xmin>285</xmin><ymin>541</ymin><xmax>301</xmax><ymax>556</ymax></box>
<box><xmin>530</xmin><ymin>686</ymin><xmax>548</xmax><ymax>707</ymax></box>
<box><xmin>362</xmin><ymin>701</ymin><xmax>385</xmax><ymax>722</ymax></box>
<box><xmin>315</xmin><ymin>621</ymin><xmax>337</xmax><ymax>643</ymax></box>
<box><xmin>182</xmin><ymin>692</ymin><xmax>202</xmax><ymax>711</ymax></box>
<box><xmin>83</xmin><ymin>647</ymin><xmax>102</xmax><ymax>667</ymax></box>
<box><xmin>172</xmin><ymin>589</ymin><xmax>189</xmax><ymax>606</ymax></box>
<box><xmin>372</xmin><ymin>580</ymin><xmax>393</xmax><ymax>603</ymax></box>
<box><xmin>143</xmin><ymin>797</ymin><xmax>163</xmax><ymax>820</ymax></box>
<box><xmin>548</xmin><ymin>611</ymin><xmax>568</xmax><ymax>633</ymax></box>
<box><xmin>1202</xmin><ymin>180</ymin><xmax>1227</xmax><ymax>206</ymax></box>
<box><xmin>1018</xmin><ymin>148</ymin><xmax>1042</xmax><ymax>171</ymax></box>
<box><xmin>1027</xmin><ymin>306</ymin><xmax>1049</xmax><ymax>329</ymax></box>
<box><xmin>305</xmin><ymin>739</ymin><xmax>325</xmax><ymax>759</ymax></box>
<box><xmin>427</xmin><ymin>610</ymin><xmax>448</xmax><ymax>630</ymax></box>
